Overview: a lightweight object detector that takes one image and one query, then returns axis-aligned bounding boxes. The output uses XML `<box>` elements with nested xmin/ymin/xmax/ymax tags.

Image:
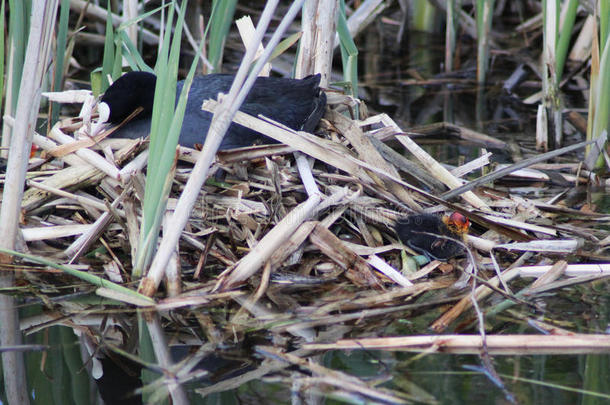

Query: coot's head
<box><xmin>99</xmin><ymin>71</ymin><xmax>157</xmax><ymax>124</ymax></box>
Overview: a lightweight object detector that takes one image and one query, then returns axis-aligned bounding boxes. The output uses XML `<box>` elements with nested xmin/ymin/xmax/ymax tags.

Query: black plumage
<box><xmin>394</xmin><ymin>213</ymin><xmax>469</xmax><ymax>261</ymax></box>
<box><xmin>100</xmin><ymin>71</ymin><xmax>326</xmax><ymax>149</ymax></box>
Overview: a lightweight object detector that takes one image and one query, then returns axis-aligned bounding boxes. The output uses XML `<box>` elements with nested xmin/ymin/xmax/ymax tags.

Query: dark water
<box><xmin>4</xmin><ymin>277</ymin><xmax>608</xmax><ymax>405</ymax></box>
<box><xmin>4</xmin><ymin>329</ymin><xmax>610</xmax><ymax>404</ymax></box>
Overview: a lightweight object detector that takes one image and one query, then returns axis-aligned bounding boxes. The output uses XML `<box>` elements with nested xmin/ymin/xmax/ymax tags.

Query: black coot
<box><xmin>394</xmin><ymin>212</ymin><xmax>470</xmax><ymax>261</ymax></box>
<box><xmin>99</xmin><ymin>71</ymin><xmax>326</xmax><ymax>149</ymax></box>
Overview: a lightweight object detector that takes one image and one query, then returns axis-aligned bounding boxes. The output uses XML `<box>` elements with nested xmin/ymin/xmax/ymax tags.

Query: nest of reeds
<box><xmin>10</xmin><ymin>86</ymin><xmax>610</xmax><ymax>391</ymax></box>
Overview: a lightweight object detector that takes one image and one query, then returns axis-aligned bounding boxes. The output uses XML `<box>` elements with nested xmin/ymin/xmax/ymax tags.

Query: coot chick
<box><xmin>395</xmin><ymin>212</ymin><xmax>470</xmax><ymax>261</ymax></box>
<box><xmin>99</xmin><ymin>71</ymin><xmax>326</xmax><ymax>149</ymax></box>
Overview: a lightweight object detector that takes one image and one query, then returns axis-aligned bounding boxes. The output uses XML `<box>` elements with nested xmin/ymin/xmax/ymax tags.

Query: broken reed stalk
<box><xmin>395</xmin><ymin>134</ymin><xmax>489</xmax><ymax>210</ymax></box>
<box><xmin>296</xmin><ymin>0</ymin><xmax>337</xmax><ymax>84</ymax></box>
<box><xmin>215</xmin><ymin>193</ymin><xmax>323</xmax><ymax>290</ymax></box>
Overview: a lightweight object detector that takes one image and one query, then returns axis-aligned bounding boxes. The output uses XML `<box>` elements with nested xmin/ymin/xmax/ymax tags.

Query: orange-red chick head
<box><xmin>442</xmin><ymin>212</ymin><xmax>470</xmax><ymax>235</ymax></box>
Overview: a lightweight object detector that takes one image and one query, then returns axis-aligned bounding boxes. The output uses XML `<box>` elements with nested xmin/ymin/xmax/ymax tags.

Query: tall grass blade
<box><xmin>1</xmin><ymin>0</ymin><xmax>28</xmax><ymax>154</ymax></box>
<box><xmin>411</xmin><ymin>0</ymin><xmax>435</xmax><ymax>32</ymax></box>
<box><xmin>555</xmin><ymin>0</ymin><xmax>578</xmax><ymax>83</ymax></box>
<box><xmin>542</xmin><ymin>0</ymin><xmax>562</xmax><ymax>147</ymax></box>
<box><xmin>50</xmin><ymin>0</ymin><xmax>71</xmax><ymax>126</ymax></box>
<box><xmin>338</xmin><ymin>0</ymin><xmax>359</xmax><ymax>116</ymax></box>
<box><xmin>475</xmin><ymin>0</ymin><xmax>495</xmax><ymax>84</ymax></box>
<box><xmin>100</xmin><ymin>2</ymin><xmax>116</xmax><ymax>92</ymax></box>
<box><xmin>133</xmin><ymin>1</ymin><xmax>179</xmax><ymax>277</ymax></box>
<box><xmin>118</xmin><ymin>30</ymin><xmax>154</xmax><ymax>72</ymax></box>
<box><xmin>6</xmin><ymin>0</ymin><xmax>28</xmax><ymax>109</ymax></box>
<box><xmin>445</xmin><ymin>0</ymin><xmax>458</xmax><ymax>72</ymax></box>
<box><xmin>587</xmin><ymin>27</ymin><xmax>610</xmax><ymax>170</ymax></box>
<box><xmin>0</xmin><ymin>0</ymin><xmax>5</xmax><ymax>120</ymax></box>
<box><xmin>207</xmin><ymin>0</ymin><xmax>237</xmax><ymax>73</ymax></box>
<box><xmin>135</xmin><ymin>0</ymin><xmax>205</xmax><ymax>278</ymax></box>
<box><xmin>601</xmin><ymin>1</ymin><xmax>609</xmax><ymax>53</ymax></box>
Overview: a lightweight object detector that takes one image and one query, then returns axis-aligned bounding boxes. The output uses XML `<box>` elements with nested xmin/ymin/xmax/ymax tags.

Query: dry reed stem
<box><xmin>309</xmin><ymin>223</ymin><xmax>382</xmax><ymax>288</ymax></box>
<box><xmin>215</xmin><ymin>193</ymin><xmax>323</xmax><ymax>290</ymax></box>
<box><xmin>329</xmin><ymin>109</ymin><xmax>420</xmax><ymax>209</ymax></box>
<box><xmin>395</xmin><ymin>134</ymin><xmax>490</xmax><ymax>211</ymax></box>
<box><xmin>305</xmin><ymin>334</ymin><xmax>610</xmax><ymax>354</ymax></box>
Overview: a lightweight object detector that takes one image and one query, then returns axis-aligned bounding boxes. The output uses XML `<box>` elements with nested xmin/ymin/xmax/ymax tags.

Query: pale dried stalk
<box><xmin>21</xmin><ymin>224</ymin><xmax>92</xmax><ymax>242</ymax></box>
<box><xmin>528</xmin><ymin>260</ymin><xmax>567</xmax><ymax>289</ymax></box>
<box><xmin>305</xmin><ymin>334</ymin><xmax>610</xmax><ymax>354</ymax></box>
<box><xmin>32</xmin><ymin>132</ymin><xmax>91</xmax><ymax>167</ymax></box>
<box><xmin>163</xmin><ymin>211</ymin><xmax>182</xmax><ymax>297</ymax></box>
<box><xmin>236</xmin><ymin>16</ymin><xmax>270</xmax><ymax>76</ymax></box>
<box><xmin>26</xmin><ymin>180</ymin><xmax>113</xmax><ymax>213</ymax></box>
<box><xmin>367</xmin><ymin>255</ymin><xmax>413</xmax><ymax>287</ymax></box>
<box><xmin>518</xmin><ymin>263</ymin><xmax>610</xmax><ymax>277</ymax></box>
<box><xmin>450</xmin><ymin>152</ymin><xmax>492</xmax><ymax>178</ymax></box>
<box><xmin>22</xmin><ymin>165</ymin><xmax>106</xmax><ymax>212</ymax></box>
<box><xmin>311</xmin><ymin>0</ymin><xmax>336</xmax><ymax>87</ymax></box>
<box><xmin>497</xmin><ymin>239</ymin><xmax>580</xmax><ymax>253</ymax></box>
<box><xmin>482</xmin><ymin>215</ymin><xmax>557</xmax><ymax>236</ymax></box>
<box><xmin>22</xmin><ymin>136</ymin><xmax>137</xmax><ymax>212</ymax></box>
<box><xmin>295</xmin><ymin>0</ymin><xmax>336</xmax><ymax>83</ymax></box>
<box><xmin>123</xmin><ymin>0</ymin><xmax>138</xmax><ymax>46</ymax></box>
<box><xmin>294</xmin><ymin>152</ymin><xmax>320</xmax><ymax>196</ymax></box>
<box><xmin>47</xmin><ymin>123</ymin><xmax>120</xmax><ymax>179</ymax></box>
<box><xmin>65</xmin><ymin>190</ymin><xmax>128</xmax><ymax>260</ymax></box>
<box><xmin>294</xmin><ymin>0</ymin><xmax>318</xmax><ymax>77</ymax></box>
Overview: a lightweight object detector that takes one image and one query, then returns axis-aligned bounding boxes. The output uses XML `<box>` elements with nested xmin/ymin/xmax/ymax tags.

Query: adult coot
<box><xmin>395</xmin><ymin>212</ymin><xmax>470</xmax><ymax>260</ymax></box>
<box><xmin>99</xmin><ymin>71</ymin><xmax>326</xmax><ymax>149</ymax></box>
